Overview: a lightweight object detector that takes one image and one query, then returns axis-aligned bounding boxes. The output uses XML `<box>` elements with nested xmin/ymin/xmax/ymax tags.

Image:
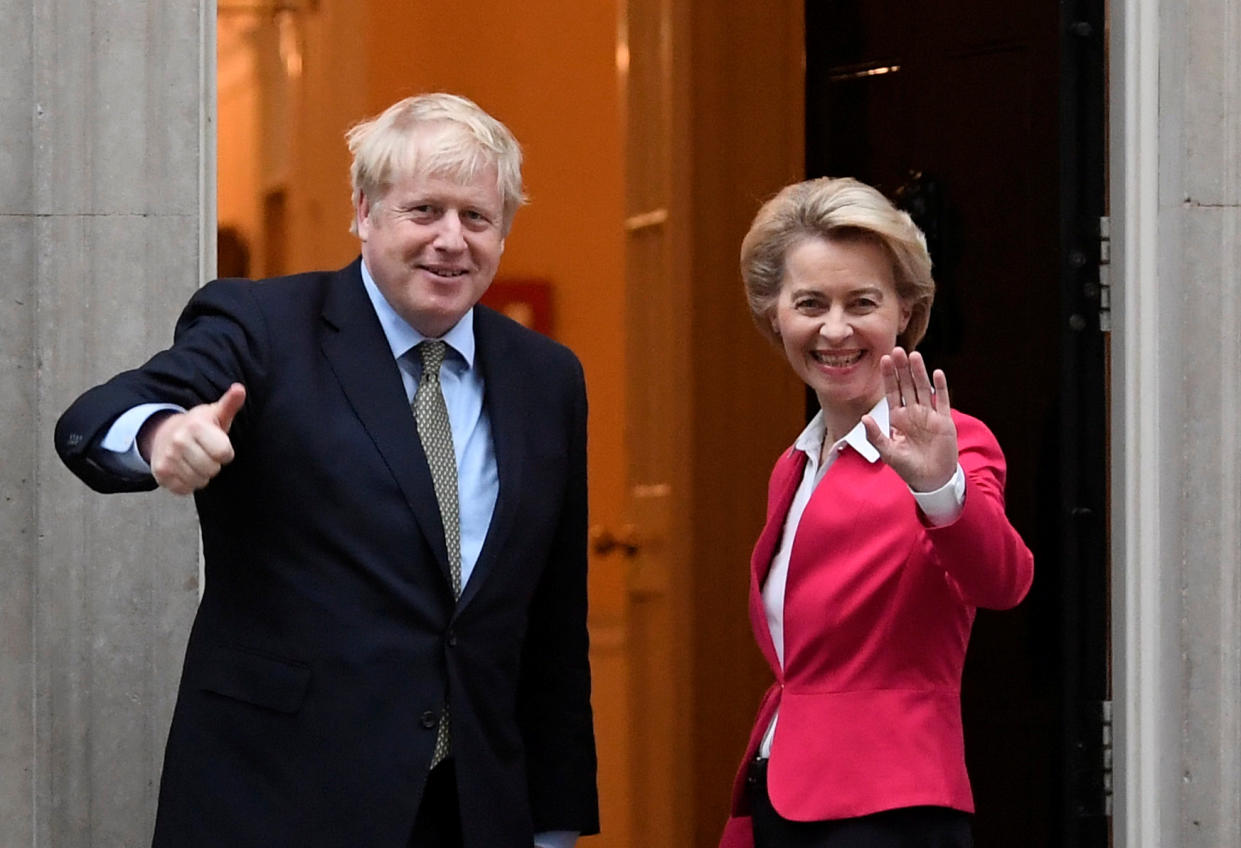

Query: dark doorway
<box><xmin>804</xmin><ymin>2</ymin><xmax>1110</xmax><ymax>846</ymax></box>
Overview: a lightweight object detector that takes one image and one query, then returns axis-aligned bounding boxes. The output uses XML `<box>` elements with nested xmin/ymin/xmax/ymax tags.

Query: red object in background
<box><xmin>481</xmin><ymin>279</ymin><xmax>555</xmax><ymax>337</ymax></box>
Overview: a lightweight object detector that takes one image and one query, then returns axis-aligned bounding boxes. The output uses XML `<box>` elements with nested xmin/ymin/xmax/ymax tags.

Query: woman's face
<box><xmin>771</xmin><ymin>235</ymin><xmax>911</xmax><ymax>421</ymax></box>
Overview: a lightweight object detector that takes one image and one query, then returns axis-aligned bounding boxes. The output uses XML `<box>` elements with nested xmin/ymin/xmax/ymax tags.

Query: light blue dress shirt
<box><xmin>360</xmin><ymin>262</ymin><xmax>497</xmax><ymax>588</ymax></box>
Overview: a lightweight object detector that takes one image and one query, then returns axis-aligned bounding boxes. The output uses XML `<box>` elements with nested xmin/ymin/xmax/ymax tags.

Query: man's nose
<box><xmin>433</xmin><ymin>212</ymin><xmax>467</xmax><ymax>250</ymax></box>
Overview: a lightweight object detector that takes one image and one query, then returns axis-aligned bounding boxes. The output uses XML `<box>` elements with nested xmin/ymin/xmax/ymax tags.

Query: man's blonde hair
<box><xmin>346</xmin><ymin>93</ymin><xmax>526</xmax><ymax>235</ymax></box>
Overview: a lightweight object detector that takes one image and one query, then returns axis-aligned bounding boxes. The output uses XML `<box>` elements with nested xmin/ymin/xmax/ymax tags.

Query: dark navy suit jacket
<box><xmin>55</xmin><ymin>259</ymin><xmax>599</xmax><ymax>847</ymax></box>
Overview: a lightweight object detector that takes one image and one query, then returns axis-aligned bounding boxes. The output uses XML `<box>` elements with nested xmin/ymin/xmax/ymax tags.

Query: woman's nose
<box><xmin>819</xmin><ymin>309</ymin><xmax>851</xmax><ymax>342</ymax></box>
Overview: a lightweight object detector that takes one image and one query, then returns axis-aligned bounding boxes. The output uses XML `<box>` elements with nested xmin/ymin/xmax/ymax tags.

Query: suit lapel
<box><xmin>749</xmin><ymin>447</ymin><xmax>807</xmax><ymax>674</ymax></box>
<box><xmin>318</xmin><ymin>260</ymin><xmax>455</xmax><ymax>585</ymax></box>
<box><xmin>457</xmin><ymin>307</ymin><xmax>523</xmax><ymax>610</ymax></box>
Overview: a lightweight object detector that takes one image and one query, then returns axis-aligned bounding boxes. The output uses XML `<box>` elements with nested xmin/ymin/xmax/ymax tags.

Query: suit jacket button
<box><xmin>446</xmin><ymin>630</ymin><xmax>457</xmax><ymax>647</ymax></box>
<box><xmin>420</xmin><ymin>710</ymin><xmax>438</xmax><ymax>729</ymax></box>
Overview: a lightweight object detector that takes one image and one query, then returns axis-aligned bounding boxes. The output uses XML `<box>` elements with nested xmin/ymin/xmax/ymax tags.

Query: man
<box><xmin>55</xmin><ymin>93</ymin><xmax>598</xmax><ymax>848</ymax></box>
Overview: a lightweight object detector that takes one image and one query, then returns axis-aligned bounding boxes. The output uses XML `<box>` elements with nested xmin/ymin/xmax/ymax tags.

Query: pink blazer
<box><xmin>719</xmin><ymin>410</ymin><xmax>1033</xmax><ymax>848</ymax></box>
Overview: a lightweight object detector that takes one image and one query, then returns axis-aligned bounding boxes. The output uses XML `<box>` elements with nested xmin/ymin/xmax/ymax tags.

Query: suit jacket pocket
<box><xmin>198</xmin><ymin>644</ymin><xmax>311</xmax><ymax>714</ymax></box>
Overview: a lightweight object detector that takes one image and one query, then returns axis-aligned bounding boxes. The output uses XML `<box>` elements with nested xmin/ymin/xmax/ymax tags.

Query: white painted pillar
<box><xmin>0</xmin><ymin>1</ymin><xmax>214</xmax><ymax>844</ymax></box>
<box><xmin>1112</xmin><ymin>0</ymin><xmax>1241</xmax><ymax>845</ymax></box>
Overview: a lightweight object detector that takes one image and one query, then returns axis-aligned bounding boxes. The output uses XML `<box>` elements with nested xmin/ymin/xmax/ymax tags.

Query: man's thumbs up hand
<box><xmin>141</xmin><ymin>383</ymin><xmax>246</xmax><ymax>495</ymax></box>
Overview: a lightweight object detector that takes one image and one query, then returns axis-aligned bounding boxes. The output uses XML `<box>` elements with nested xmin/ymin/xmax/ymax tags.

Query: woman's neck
<box><xmin>819</xmin><ymin>396</ymin><xmax>880</xmax><ymax>448</ymax></box>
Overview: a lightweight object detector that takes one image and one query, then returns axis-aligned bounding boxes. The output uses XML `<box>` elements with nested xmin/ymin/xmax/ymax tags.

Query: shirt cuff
<box><xmin>534</xmin><ymin>831</ymin><xmax>578</xmax><ymax>848</ymax></box>
<box><xmin>98</xmin><ymin>403</ymin><xmax>185</xmax><ymax>474</ymax></box>
<box><xmin>911</xmin><ymin>462</ymin><xmax>966</xmax><ymax>526</ymax></box>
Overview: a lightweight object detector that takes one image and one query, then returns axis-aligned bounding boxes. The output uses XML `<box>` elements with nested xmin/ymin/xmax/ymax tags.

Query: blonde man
<box><xmin>57</xmin><ymin>93</ymin><xmax>598</xmax><ymax>848</ymax></box>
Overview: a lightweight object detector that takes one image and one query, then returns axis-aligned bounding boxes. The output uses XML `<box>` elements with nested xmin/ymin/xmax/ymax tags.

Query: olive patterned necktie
<box><xmin>414</xmin><ymin>340</ymin><xmax>460</xmax><ymax>768</ymax></box>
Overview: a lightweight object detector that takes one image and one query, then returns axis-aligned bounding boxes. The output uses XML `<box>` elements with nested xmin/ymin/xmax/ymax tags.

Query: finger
<box><xmin>212</xmin><ymin>383</ymin><xmax>247</xmax><ymax>432</ymax></box>
<box><xmin>861</xmin><ymin>414</ymin><xmax>888</xmax><ymax>451</ymax></box>
<box><xmin>155</xmin><ymin>471</ymin><xmax>196</xmax><ymax>496</ymax></box>
<box><xmin>152</xmin><ymin>422</ymin><xmax>229</xmax><ymax>490</ymax></box>
<box><xmin>195</xmin><ymin>425</ymin><xmax>237</xmax><ymax>466</ymax></box>
<box><xmin>888</xmin><ymin>346</ymin><xmax>912</xmax><ymax>407</ymax></box>
<box><xmin>151</xmin><ymin>453</ymin><xmax>210</xmax><ymax>495</ymax></box>
<box><xmin>933</xmin><ymin>369</ymin><xmax>951</xmax><ymax>413</ymax></box>
<box><xmin>908</xmin><ymin>351</ymin><xmax>934</xmax><ymax>408</ymax></box>
<box><xmin>179</xmin><ymin>441</ymin><xmax>224</xmax><ymax>481</ymax></box>
<box><xmin>880</xmin><ymin>353</ymin><xmax>902</xmax><ymax>410</ymax></box>
<box><xmin>157</xmin><ymin>436</ymin><xmax>217</xmax><ymax>484</ymax></box>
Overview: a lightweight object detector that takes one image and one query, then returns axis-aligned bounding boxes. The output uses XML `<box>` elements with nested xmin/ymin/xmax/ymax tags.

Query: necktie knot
<box><xmin>418</xmin><ymin>340</ymin><xmax>448</xmax><ymax>382</ymax></box>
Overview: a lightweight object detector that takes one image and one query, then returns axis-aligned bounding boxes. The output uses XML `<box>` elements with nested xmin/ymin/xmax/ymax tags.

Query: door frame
<box><xmin>1108</xmin><ymin>0</ymin><xmax>1177</xmax><ymax>845</ymax></box>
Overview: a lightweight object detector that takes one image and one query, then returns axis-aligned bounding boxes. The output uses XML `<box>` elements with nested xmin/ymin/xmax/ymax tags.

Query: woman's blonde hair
<box><xmin>740</xmin><ymin>177</ymin><xmax>935</xmax><ymax>349</ymax></box>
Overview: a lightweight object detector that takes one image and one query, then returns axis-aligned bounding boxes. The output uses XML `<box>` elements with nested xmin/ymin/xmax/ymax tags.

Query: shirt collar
<box><xmin>360</xmin><ymin>259</ymin><xmax>476</xmax><ymax>368</ymax></box>
<box><xmin>793</xmin><ymin>397</ymin><xmax>889</xmax><ymax>465</ymax></box>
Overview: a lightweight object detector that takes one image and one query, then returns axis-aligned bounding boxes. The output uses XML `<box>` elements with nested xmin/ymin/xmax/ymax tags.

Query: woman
<box><xmin>720</xmin><ymin>177</ymin><xmax>1034</xmax><ymax>848</ymax></box>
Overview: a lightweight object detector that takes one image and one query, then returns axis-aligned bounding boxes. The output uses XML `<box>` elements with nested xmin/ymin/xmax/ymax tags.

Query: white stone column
<box><xmin>0</xmin><ymin>1</ymin><xmax>214</xmax><ymax>844</ymax></box>
<box><xmin>1113</xmin><ymin>0</ymin><xmax>1241</xmax><ymax>845</ymax></box>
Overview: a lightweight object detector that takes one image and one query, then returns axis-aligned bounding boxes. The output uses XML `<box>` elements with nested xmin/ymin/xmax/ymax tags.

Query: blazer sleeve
<box><xmin>515</xmin><ymin>353</ymin><xmax>600</xmax><ymax>835</ymax></box>
<box><xmin>923</xmin><ymin>411</ymin><xmax>1034</xmax><ymax>609</ymax></box>
<box><xmin>54</xmin><ymin>279</ymin><xmax>269</xmax><ymax>493</ymax></box>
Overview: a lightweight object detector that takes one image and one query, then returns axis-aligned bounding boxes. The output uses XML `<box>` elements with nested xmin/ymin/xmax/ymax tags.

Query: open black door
<box><xmin>1057</xmin><ymin>0</ymin><xmax>1111</xmax><ymax>843</ymax></box>
<box><xmin>804</xmin><ymin>1</ymin><xmax>1110</xmax><ymax>844</ymax></box>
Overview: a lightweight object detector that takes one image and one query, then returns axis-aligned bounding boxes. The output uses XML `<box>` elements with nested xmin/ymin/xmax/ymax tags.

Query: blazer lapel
<box><xmin>318</xmin><ymin>259</ymin><xmax>454</xmax><ymax>584</ymax></box>
<box><xmin>748</xmin><ymin>447</ymin><xmax>807</xmax><ymax>673</ymax></box>
<box><xmin>457</xmin><ymin>307</ymin><xmax>523</xmax><ymax>610</ymax></box>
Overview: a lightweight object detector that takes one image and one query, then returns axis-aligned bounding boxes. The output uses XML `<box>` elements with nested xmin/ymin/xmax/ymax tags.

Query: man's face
<box><xmin>356</xmin><ymin>161</ymin><xmax>506</xmax><ymax>338</ymax></box>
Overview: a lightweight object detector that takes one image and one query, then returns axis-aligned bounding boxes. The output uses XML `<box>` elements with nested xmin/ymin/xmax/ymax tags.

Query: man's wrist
<box><xmin>136</xmin><ymin>410</ymin><xmax>177</xmax><ymax>463</ymax></box>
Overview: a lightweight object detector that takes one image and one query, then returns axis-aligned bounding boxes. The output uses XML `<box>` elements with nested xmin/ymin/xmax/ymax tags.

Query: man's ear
<box><xmin>355</xmin><ymin>192</ymin><xmax>373</xmax><ymax>239</ymax></box>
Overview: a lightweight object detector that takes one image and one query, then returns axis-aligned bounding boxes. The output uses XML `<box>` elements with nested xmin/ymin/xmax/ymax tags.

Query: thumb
<box><xmin>212</xmin><ymin>383</ymin><xmax>246</xmax><ymax>432</ymax></box>
<box><xmin>861</xmin><ymin>414</ymin><xmax>888</xmax><ymax>452</ymax></box>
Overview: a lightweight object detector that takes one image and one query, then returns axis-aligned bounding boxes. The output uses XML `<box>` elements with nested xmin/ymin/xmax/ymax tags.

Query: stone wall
<box><xmin>0</xmin><ymin>1</ymin><xmax>211</xmax><ymax>843</ymax></box>
<box><xmin>1113</xmin><ymin>0</ymin><xmax>1241</xmax><ymax>845</ymax></box>
<box><xmin>1170</xmin><ymin>0</ymin><xmax>1241</xmax><ymax>842</ymax></box>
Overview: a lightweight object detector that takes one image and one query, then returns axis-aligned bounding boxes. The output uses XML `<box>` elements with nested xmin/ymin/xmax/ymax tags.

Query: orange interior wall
<box><xmin>358</xmin><ymin>11</ymin><xmax>629</xmax><ymax>838</ymax></box>
<box><xmin>360</xmin><ymin>0</ymin><xmax>628</xmax><ymax>547</ymax></box>
<box><xmin>219</xmin><ymin>1</ymin><xmax>626</xmax><ymax>537</ymax></box>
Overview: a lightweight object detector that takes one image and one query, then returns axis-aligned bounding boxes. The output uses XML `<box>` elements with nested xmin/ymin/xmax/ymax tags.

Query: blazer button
<box><xmin>420</xmin><ymin>710</ymin><xmax>438</xmax><ymax>729</ymax></box>
<box><xmin>446</xmin><ymin>630</ymin><xmax>458</xmax><ymax>648</ymax></box>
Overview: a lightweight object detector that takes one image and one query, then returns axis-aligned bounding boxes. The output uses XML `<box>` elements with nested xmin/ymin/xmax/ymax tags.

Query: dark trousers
<box><xmin>409</xmin><ymin>759</ymin><xmax>463</xmax><ymax>848</ymax></box>
<box><xmin>746</xmin><ymin>758</ymin><xmax>973</xmax><ymax>848</ymax></box>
